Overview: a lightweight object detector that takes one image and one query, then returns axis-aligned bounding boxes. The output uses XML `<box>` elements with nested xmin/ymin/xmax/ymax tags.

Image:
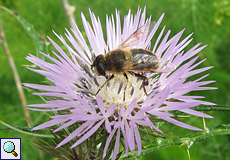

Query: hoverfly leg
<box><xmin>141</xmin><ymin>72</ymin><xmax>149</xmax><ymax>96</ymax></box>
<box><xmin>142</xmin><ymin>86</ymin><xmax>148</xmax><ymax>96</ymax></box>
<box><xmin>95</xmin><ymin>74</ymin><xmax>115</xmax><ymax>95</ymax></box>
<box><xmin>123</xmin><ymin>73</ymin><xmax>128</xmax><ymax>101</ymax></box>
<box><xmin>128</xmin><ymin>71</ymin><xmax>149</xmax><ymax>96</ymax></box>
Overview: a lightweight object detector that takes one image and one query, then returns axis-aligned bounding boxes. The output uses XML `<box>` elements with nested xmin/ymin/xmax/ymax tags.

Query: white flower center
<box><xmin>96</xmin><ymin>73</ymin><xmax>147</xmax><ymax>109</ymax></box>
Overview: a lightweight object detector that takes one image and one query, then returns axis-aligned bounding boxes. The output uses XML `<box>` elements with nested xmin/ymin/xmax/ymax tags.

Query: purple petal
<box><xmin>160</xmin><ymin>102</ymin><xmax>201</xmax><ymax>111</ymax></box>
<box><xmin>126</xmin><ymin>98</ymin><xmax>137</xmax><ymax>116</ymax></box>
<box><xmin>28</xmin><ymin>107</ymin><xmax>70</xmax><ymax>112</ymax></box>
<box><xmin>78</xmin><ymin>121</ymin><xmax>96</xmax><ymax>137</ymax></box>
<box><xmin>128</xmin><ymin>115</ymin><xmax>149</xmax><ymax>121</ymax></box>
<box><xmin>148</xmin><ymin>110</ymin><xmax>174</xmax><ymax>117</ymax></box>
<box><xmin>121</xmin><ymin>126</ymin><xmax>129</xmax><ymax>156</ymax></box>
<box><xmin>103</xmin><ymin>128</ymin><xmax>117</xmax><ymax>158</ymax></box>
<box><xmin>134</xmin><ymin>127</ymin><xmax>142</xmax><ymax>155</ymax></box>
<box><xmin>70</xmin><ymin>115</ymin><xmax>102</xmax><ymax>121</ymax></box>
<box><xmin>54</xmin><ymin>119</ymin><xmax>78</xmax><ymax>132</ymax></box>
<box><xmin>180</xmin><ymin>109</ymin><xmax>213</xmax><ymax>118</ymax></box>
<box><xmin>154</xmin><ymin>87</ymin><xmax>171</xmax><ymax>108</ymax></box>
<box><xmin>146</xmin><ymin>13</ymin><xmax>164</xmax><ymax>50</ymax></box>
<box><xmin>96</xmin><ymin>96</ymin><xmax>105</xmax><ymax>114</ymax></box>
<box><xmin>70</xmin><ymin>119</ymin><xmax>105</xmax><ymax>148</ymax></box>
<box><xmin>32</xmin><ymin>119</ymin><xmax>67</xmax><ymax>130</ymax></box>
<box><xmin>134</xmin><ymin>120</ymin><xmax>153</xmax><ymax>127</ymax></box>
<box><xmin>105</xmin><ymin>119</ymin><xmax>111</xmax><ymax>133</ymax></box>
<box><xmin>56</xmin><ymin>121</ymin><xmax>92</xmax><ymax>148</ymax></box>
<box><xmin>106</xmin><ymin>103</ymin><xmax>116</xmax><ymax>117</ymax></box>
<box><xmin>23</xmin><ymin>83</ymin><xmax>59</xmax><ymax>92</ymax></box>
<box><xmin>111</xmin><ymin>129</ymin><xmax>121</xmax><ymax>160</ymax></box>
<box><xmin>161</xmin><ymin>117</ymin><xmax>202</xmax><ymax>131</ymax></box>
<box><xmin>124</xmin><ymin>120</ymin><xmax>135</xmax><ymax>151</ymax></box>
<box><xmin>153</xmin><ymin>25</ymin><xmax>165</xmax><ymax>53</ymax></box>
<box><xmin>78</xmin><ymin>96</ymin><xmax>94</xmax><ymax>113</ymax></box>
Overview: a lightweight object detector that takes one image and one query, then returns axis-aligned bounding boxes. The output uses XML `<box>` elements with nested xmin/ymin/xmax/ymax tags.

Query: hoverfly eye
<box><xmin>96</xmin><ymin>63</ymin><xmax>106</xmax><ymax>76</ymax></box>
<box><xmin>92</xmin><ymin>55</ymin><xmax>106</xmax><ymax>77</ymax></box>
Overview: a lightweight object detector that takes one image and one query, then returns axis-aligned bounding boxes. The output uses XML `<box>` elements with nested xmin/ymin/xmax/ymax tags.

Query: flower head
<box><xmin>24</xmin><ymin>7</ymin><xmax>216</xmax><ymax>159</ymax></box>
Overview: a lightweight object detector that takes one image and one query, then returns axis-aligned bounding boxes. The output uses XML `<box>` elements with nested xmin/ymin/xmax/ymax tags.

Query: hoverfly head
<box><xmin>91</xmin><ymin>55</ymin><xmax>106</xmax><ymax>77</ymax></box>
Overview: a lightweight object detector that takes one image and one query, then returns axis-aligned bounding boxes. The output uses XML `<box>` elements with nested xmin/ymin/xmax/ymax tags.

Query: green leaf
<box><xmin>121</xmin><ymin>124</ymin><xmax>230</xmax><ymax>159</ymax></box>
<box><xmin>193</xmin><ymin>105</ymin><xmax>230</xmax><ymax>111</ymax></box>
<box><xmin>30</xmin><ymin>140</ymin><xmax>71</xmax><ymax>160</ymax></box>
<box><xmin>0</xmin><ymin>6</ymin><xmax>50</xmax><ymax>59</ymax></box>
<box><xmin>0</xmin><ymin>120</ymin><xmax>54</xmax><ymax>138</ymax></box>
<box><xmin>0</xmin><ymin>126</ymin><xmax>32</xmax><ymax>132</ymax></box>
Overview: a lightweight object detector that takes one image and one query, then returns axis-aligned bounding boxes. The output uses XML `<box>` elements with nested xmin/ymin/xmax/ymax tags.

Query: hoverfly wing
<box><xmin>118</xmin><ymin>21</ymin><xmax>156</xmax><ymax>49</ymax></box>
<box><xmin>154</xmin><ymin>59</ymin><xmax>176</xmax><ymax>73</ymax></box>
<box><xmin>130</xmin><ymin>59</ymin><xmax>175</xmax><ymax>73</ymax></box>
<box><xmin>128</xmin><ymin>49</ymin><xmax>176</xmax><ymax>73</ymax></box>
<box><xmin>130</xmin><ymin>51</ymin><xmax>159</xmax><ymax>70</ymax></box>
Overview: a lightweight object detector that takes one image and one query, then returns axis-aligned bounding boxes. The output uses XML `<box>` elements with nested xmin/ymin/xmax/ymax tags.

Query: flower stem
<box><xmin>61</xmin><ymin>0</ymin><xmax>82</xmax><ymax>48</ymax></box>
<box><xmin>0</xmin><ymin>11</ymin><xmax>31</xmax><ymax>124</ymax></box>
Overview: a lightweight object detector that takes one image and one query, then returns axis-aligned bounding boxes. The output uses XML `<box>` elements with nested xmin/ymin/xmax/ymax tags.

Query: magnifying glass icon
<box><xmin>3</xmin><ymin>141</ymin><xmax>18</xmax><ymax>157</ymax></box>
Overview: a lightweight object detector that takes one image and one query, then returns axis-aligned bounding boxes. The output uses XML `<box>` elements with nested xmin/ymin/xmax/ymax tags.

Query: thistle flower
<box><xmin>24</xmin><ymin>7</ymin><xmax>216</xmax><ymax>159</ymax></box>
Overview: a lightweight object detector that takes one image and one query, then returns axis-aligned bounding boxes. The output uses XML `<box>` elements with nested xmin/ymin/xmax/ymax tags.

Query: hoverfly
<box><xmin>91</xmin><ymin>21</ymin><xmax>173</xmax><ymax>96</ymax></box>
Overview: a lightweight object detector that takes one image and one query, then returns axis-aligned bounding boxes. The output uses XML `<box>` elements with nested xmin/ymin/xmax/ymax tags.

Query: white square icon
<box><xmin>0</xmin><ymin>138</ymin><xmax>21</xmax><ymax>160</ymax></box>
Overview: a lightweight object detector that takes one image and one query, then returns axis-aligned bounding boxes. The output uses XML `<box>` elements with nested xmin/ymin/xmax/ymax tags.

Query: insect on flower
<box><xmin>23</xmin><ymin>7</ymin><xmax>217</xmax><ymax>160</ymax></box>
<box><xmin>91</xmin><ymin>21</ymin><xmax>175</xmax><ymax>96</ymax></box>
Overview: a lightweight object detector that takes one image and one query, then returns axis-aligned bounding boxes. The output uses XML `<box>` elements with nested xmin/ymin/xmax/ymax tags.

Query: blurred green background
<box><xmin>0</xmin><ymin>0</ymin><xmax>230</xmax><ymax>159</ymax></box>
